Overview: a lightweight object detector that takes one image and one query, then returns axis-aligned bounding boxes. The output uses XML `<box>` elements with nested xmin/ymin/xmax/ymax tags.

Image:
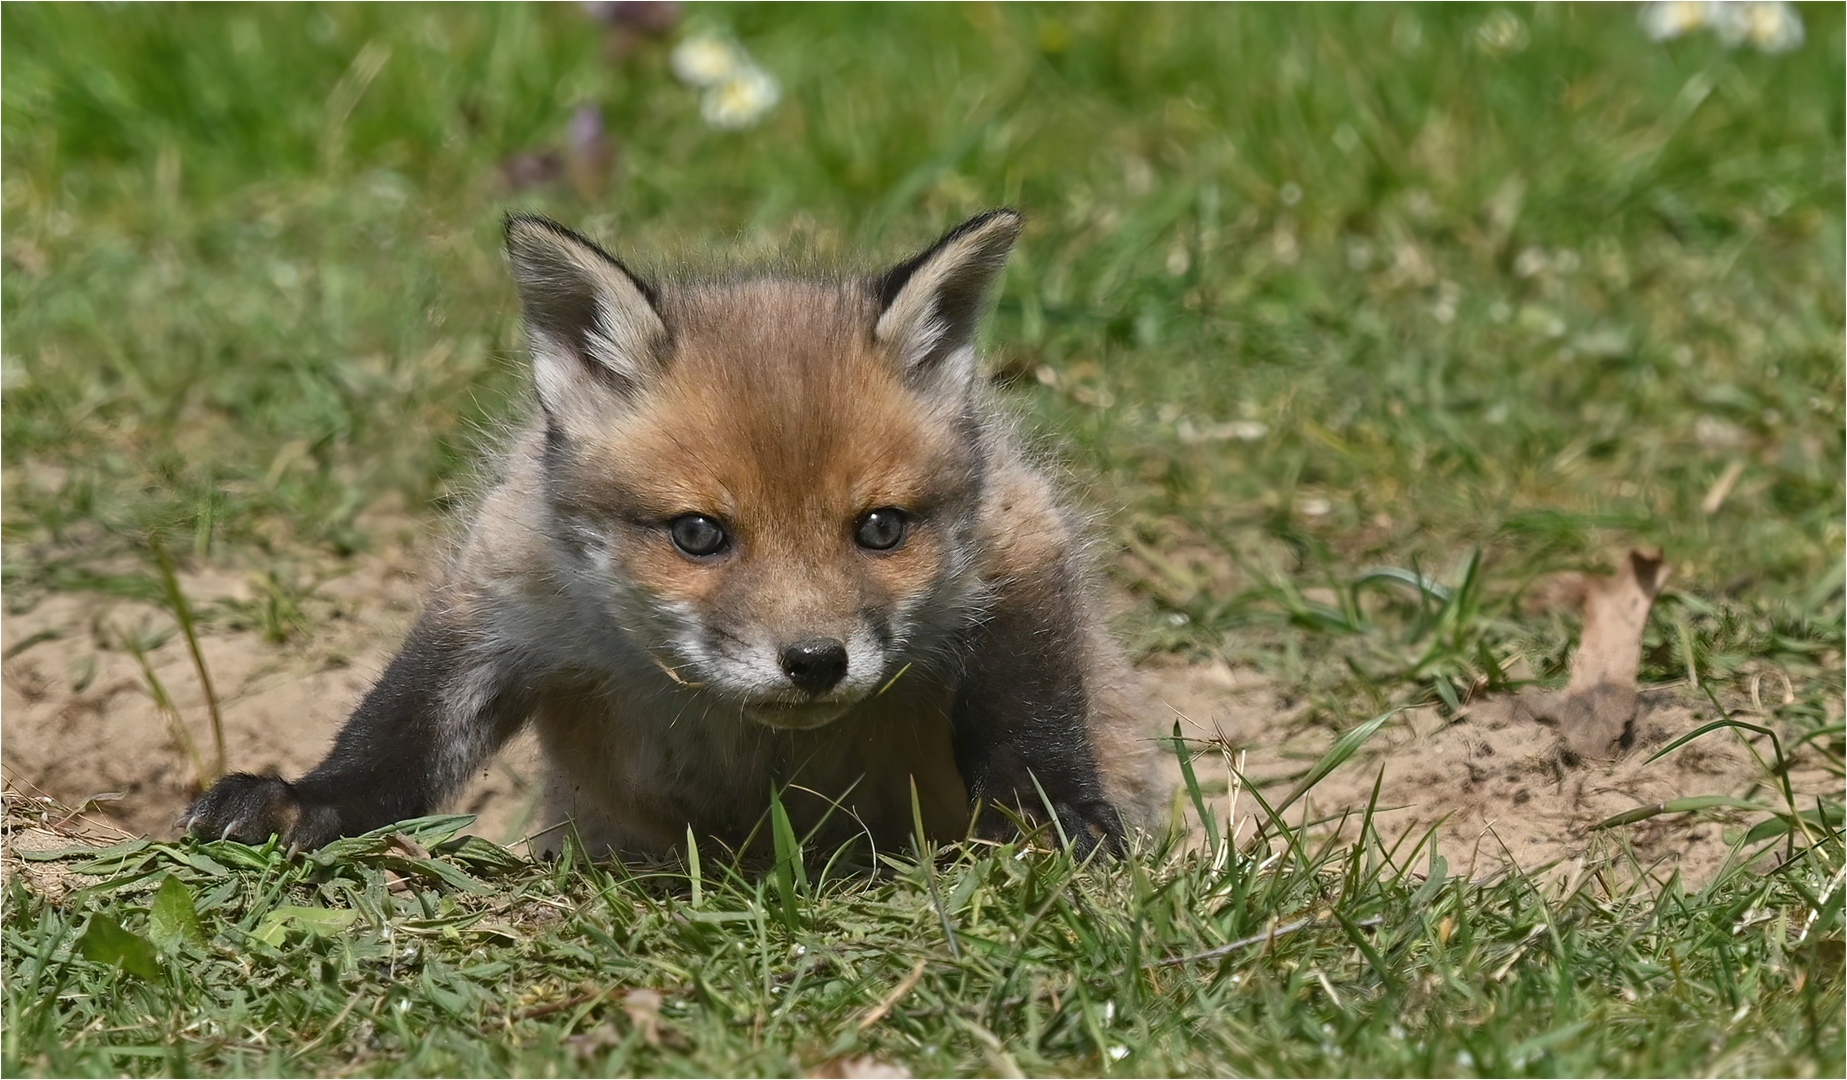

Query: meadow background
<box><xmin>2</xmin><ymin>3</ymin><xmax>1842</xmax><ymax>1076</ymax></box>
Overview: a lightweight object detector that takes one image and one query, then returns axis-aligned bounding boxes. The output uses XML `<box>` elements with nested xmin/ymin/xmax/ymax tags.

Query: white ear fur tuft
<box><xmin>504</xmin><ymin>214</ymin><xmax>666</xmax><ymax>419</ymax></box>
<box><xmin>873</xmin><ymin>209</ymin><xmax>1023</xmax><ymax>396</ymax></box>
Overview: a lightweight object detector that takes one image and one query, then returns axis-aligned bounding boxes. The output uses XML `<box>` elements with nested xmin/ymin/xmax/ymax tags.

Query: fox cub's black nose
<box><xmin>780</xmin><ymin>639</ymin><xmax>848</xmax><ymax>693</ymax></box>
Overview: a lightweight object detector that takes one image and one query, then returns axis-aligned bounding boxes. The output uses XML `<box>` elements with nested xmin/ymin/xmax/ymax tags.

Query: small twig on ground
<box><xmin>857</xmin><ymin>959</ymin><xmax>928</xmax><ymax>1031</ymax></box>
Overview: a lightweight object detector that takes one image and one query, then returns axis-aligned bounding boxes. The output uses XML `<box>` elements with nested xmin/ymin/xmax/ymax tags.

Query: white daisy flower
<box><xmin>1473</xmin><ymin>9</ymin><xmax>1530</xmax><ymax>54</ymax></box>
<box><xmin>1640</xmin><ymin>1</ymin><xmax>1804</xmax><ymax>52</ymax></box>
<box><xmin>1714</xmin><ymin>1</ymin><xmax>1804</xmax><ymax>52</ymax></box>
<box><xmin>670</xmin><ymin>34</ymin><xmax>748</xmax><ymax>87</ymax></box>
<box><xmin>1639</xmin><ymin>1</ymin><xmax>1717</xmax><ymax>41</ymax></box>
<box><xmin>700</xmin><ymin>64</ymin><xmax>781</xmax><ymax>130</ymax></box>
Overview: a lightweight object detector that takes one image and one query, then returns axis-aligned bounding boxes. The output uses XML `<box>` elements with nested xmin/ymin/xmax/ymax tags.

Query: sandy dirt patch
<box><xmin>1147</xmin><ymin>655</ymin><xmax>1832</xmax><ymax>885</ymax></box>
<box><xmin>2</xmin><ymin>549</ymin><xmax>548</xmax><ymax>850</ymax></box>
<box><xmin>2</xmin><ymin>551</ymin><xmax>1832</xmax><ymax>885</ymax></box>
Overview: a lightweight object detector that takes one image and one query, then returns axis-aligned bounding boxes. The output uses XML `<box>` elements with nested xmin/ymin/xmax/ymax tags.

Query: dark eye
<box><xmin>854</xmin><ymin>508</ymin><xmax>909</xmax><ymax>551</ymax></box>
<box><xmin>669</xmin><ymin>514</ymin><xmax>729</xmax><ymax>558</ymax></box>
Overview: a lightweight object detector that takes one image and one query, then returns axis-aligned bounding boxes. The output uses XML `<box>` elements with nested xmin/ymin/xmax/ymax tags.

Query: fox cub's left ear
<box><xmin>873</xmin><ymin>209</ymin><xmax>1023</xmax><ymax>397</ymax></box>
<box><xmin>504</xmin><ymin>213</ymin><xmax>666</xmax><ymax>420</ymax></box>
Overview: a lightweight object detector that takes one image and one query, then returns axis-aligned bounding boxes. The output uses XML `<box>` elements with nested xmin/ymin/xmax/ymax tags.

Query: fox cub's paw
<box><xmin>180</xmin><ymin>773</ymin><xmax>340</xmax><ymax>852</ymax></box>
<box><xmin>979</xmin><ymin>797</ymin><xmax>1127</xmax><ymax>857</ymax></box>
<box><xmin>1052</xmin><ymin>798</ymin><xmax>1128</xmax><ymax>858</ymax></box>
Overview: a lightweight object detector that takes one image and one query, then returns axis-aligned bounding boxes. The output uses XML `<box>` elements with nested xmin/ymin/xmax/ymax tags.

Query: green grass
<box><xmin>3</xmin><ymin>3</ymin><xmax>1842</xmax><ymax>1075</ymax></box>
<box><xmin>6</xmin><ymin>803</ymin><xmax>1841</xmax><ymax>1077</ymax></box>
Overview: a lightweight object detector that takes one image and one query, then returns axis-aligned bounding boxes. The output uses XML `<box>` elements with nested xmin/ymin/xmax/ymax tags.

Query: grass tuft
<box><xmin>4</xmin><ymin>783</ymin><xmax>1840</xmax><ymax>1077</ymax></box>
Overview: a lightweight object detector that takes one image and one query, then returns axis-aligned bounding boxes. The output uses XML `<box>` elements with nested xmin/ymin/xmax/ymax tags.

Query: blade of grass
<box><xmin>767</xmin><ymin>784</ymin><xmax>804</xmax><ymax>930</ymax></box>
<box><xmin>149</xmin><ymin>534</ymin><xmax>224</xmax><ymax>780</ymax></box>
<box><xmin>1593</xmin><ymin>795</ymin><xmax>1785</xmax><ymax>830</ymax></box>
<box><xmin>118</xmin><ymin>624</ymin><xmax>208</xmax><ymax>793</ymax></box>
<box><xmin>1170</xmin><ymin>721</ymin><xmax>1221</xmax><ymax>859</ymax></box>
<box><xmin>685</xmin><ymin>826</ymin><xmax>703</xmax><ymax>908</ymax></box>
<box><xmin>1271</xmin><ymin>708</ymin><xmax>1399</xmax><ymax>822</ymax></box>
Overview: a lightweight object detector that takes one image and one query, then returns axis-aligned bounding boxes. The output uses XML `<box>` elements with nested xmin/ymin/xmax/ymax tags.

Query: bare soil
<box><xmin>2</xmin><ymin>551</ymin><xmax>1831</xmax><ymax>885</ymax></box>
<box><xmin>2</xmin><ymin>546</ymin><xmax>549</xmax><ymax>851</ymax></box>
<box><xmin>1148</xmin><ymin>655</ymin><xmax>1834</xmax><ymax>885</ymax></box>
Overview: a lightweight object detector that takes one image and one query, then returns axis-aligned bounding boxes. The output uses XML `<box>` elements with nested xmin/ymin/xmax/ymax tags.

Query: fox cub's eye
<box><xmin>669</xmin><ymin>514</ymin><xmax>729</xmax><ymax>558</ymax></box>
<box><xmin>854</xmin><ymin>508</ymin><xmax>909</xmax><ymax>551</ymax></box>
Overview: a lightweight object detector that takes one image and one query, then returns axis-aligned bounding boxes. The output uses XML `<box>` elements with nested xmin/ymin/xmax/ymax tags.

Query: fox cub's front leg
<box><xmin>183</xmin><ymin>609</ymin><xmax>529</xmax><ymax>850</ymax></box>
<box><xmin>953</xmin><ymin>560</ymin><xmax>1126</xmax><ymax>855</ymax></box>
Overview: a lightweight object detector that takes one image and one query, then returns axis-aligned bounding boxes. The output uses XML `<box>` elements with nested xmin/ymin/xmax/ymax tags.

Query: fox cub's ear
<box><xmin>504</xmin><ymin>214</ymin><xmax>666</xmax><ymax>417</ymax></box>
<box><xmin>873</xmin><ymin>209</ymin><xmax>1023</xmax><ymax>397</ymax></box>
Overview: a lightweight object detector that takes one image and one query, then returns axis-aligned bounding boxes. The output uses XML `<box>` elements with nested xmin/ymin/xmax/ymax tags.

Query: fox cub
<box><xmin>183</xmin><ymin>210</ymin><xmax>1168</xmax><ymax>857</ymax></box>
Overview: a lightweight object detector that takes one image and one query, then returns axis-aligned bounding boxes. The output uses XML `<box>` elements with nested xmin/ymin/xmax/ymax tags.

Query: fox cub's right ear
<box><xmin>504</xmin><ymin>214</ymin><xmax>666</xmax><ymax>418</ymax></box>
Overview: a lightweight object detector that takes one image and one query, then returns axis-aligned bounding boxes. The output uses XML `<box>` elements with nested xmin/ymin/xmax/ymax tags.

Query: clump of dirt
<box><xmin>1</xmin><ymin>549</ymin><xmax>1833</xmax><ymax>886</ymax></box>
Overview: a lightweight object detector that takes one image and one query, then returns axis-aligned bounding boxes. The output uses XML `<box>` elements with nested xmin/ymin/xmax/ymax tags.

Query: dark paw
<box><xmin>1053</xmin><ymin>798</ymin><xmax>1127</xmax><ymax>858</ymax></box>
<box><xmin>973</xmin><ymin>796</ymin><xmax>1126</xmax><ymax>857</ymax></box>
<box><xmin>180</xmin><ymin>773</ymin><xmax>338</xmax><ymax>850</ymax></box>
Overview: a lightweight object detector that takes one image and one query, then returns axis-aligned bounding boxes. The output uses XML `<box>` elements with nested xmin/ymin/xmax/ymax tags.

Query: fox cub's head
<box><xmin>505</xmin><ymin>211</ymin><xmax>1023</xmax><ymax>729</ymax></box>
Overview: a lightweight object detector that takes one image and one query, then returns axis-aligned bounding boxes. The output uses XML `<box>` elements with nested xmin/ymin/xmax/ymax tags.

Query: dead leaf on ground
<box><xmin>385</xmin><ymin>832</ymin><xmax>430</xmax><ymax>860</ymax></box>
<box><xmin>1526</xmin><ymin>548</ymin><xmax>1671</xmax><ymax>759</ymax></box>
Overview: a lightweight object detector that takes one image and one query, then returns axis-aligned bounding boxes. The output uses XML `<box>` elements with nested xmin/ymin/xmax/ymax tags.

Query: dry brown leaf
<box><xmin>385</xmin><ymin>832</ymin><xmax>430</xmax><ymax>860</ymax></box>
<box><xmin>1532</xmin><ymin>548</ymin><xmax>1671</xmax><ymax>759</ymax></box>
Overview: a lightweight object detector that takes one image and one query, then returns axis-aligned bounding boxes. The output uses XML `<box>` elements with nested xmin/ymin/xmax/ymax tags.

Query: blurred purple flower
<box><xmin>499</xmin><ymin>150</ymin><xmax>564</xmax><ymax>192</ymax></box>
<box><xmin>581</xmin><ymin>2</ymin><xmax>681</xmax><ymax>36</ymax></box>
<box><xmin>498</xmin><ymin>106</ymin><xmax>620</xmax><ymax>198</ymax></box>
<box><xmin>568</xmin><ymin>105</ymin><xmax>606</xmax><ymax>154</ymax></box>
<box><xmin>566</xmin><ymin>105</ymin><xmax>618</xmax><ymax>200</ymax></box>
